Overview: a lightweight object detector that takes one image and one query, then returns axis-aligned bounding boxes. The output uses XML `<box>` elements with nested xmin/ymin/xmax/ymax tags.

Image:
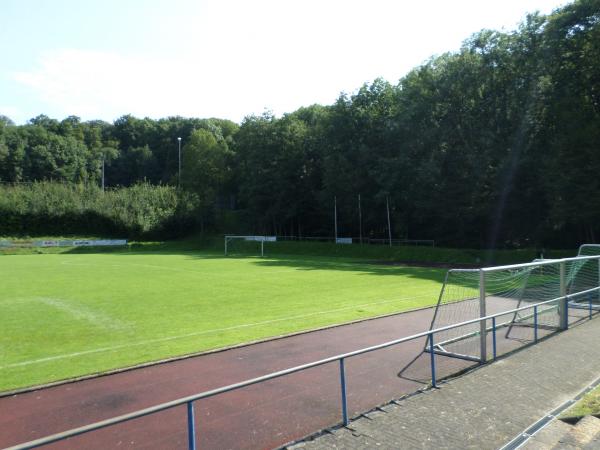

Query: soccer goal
<box><xmin>224</xmin><ymin>235</ymin><xmax>276</xmax><ymax>257</ymax></box>
<box><xmin>578</xmin><ymin>244</ymin><xmax>600</xmax><ymax>257</ymax></box>
<box><xmin>426</xmin><ymin>251</ymin><xmax>600</xmax><ymax>363</ymax></box>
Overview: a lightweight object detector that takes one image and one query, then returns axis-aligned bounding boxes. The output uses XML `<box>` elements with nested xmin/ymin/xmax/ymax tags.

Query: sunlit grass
<box><xmin>0</xmin><ymin>250</ymin><xmax>445</xmax><ymax>392</ymax></box>
<box><xmin>561</xmin><ymin>385</ymin><xmax>600</xmax><ymax>421</ymax></box>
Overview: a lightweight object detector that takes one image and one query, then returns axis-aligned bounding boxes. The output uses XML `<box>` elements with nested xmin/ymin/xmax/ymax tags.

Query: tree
<box><xmin>182</xmin><ymin>128</ymin><xmax>233</xmax><ymax>204</ymax></box>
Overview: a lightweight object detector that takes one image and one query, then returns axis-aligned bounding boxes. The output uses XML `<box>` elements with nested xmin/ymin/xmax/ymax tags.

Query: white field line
<box><xmin>60</xmin><ymin>260</ymin><xmax>302</xmax><ymax>277</ymax></box>
<box><xmin>60</xmin><ymin>259</ymin><xmax>408</xmax><ymax>276</ymax></box>
<box><xmin>61</xmin><ymin>259</ymin><xmax>213</xmax><ymax>275</ymax></box>
<box><xmin>33</xmin><ymin>297</ymin><xmax>130</xmax><ymax>331</ymax></box>
<box><xmin>1</xmin><ymin>291</ymin><xmax>439</xmax><ymax>369</ymax></box>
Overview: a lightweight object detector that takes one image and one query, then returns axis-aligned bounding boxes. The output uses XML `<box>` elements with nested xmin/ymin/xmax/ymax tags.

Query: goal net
<box><xmin>427</xmin><ymin>251</ymin><xmax>600</xmax><ymax>363</ymax></box>
<box><xmin>578</xmin><ymin>244</ymin><xmax>600</xmax><ymax>257</ymax></box>
<box><xmin>224</xmin><ymin>235</ymin><xmax>276</xmax><ymax>256</ymax></box>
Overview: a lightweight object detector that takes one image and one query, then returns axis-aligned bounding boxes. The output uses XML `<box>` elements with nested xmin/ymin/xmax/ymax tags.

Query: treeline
<box><xmin>0</xmin><ymin>182</ymin><xmax>199</xmax><ymax>238</ymax></box>
<box><xmin>1</xmin><ymin>0</ymin><xmax>599</xmax><ymax>247</ymax></box>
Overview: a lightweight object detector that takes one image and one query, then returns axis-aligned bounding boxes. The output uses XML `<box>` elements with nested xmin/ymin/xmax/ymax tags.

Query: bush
<box><xmin>0</xmin><ymin>182</ymin><xmax>200</xmax><ymax>239</ymax></box>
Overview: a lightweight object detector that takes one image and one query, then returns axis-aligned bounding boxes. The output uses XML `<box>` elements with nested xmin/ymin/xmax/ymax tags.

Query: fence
<box><xmin>225</xmin><ymin>235</ymin><xmax>435</xmax><ymax>251</ymax></box>
<box><xmin>276</xmin><ymin>235</ymin><xmax>435</xmax><ymax>246</ymax></box>
<box><xmin>8</xmin><ymin>260</ymin><xmax>599</xmax><ymax>450</ymax></box>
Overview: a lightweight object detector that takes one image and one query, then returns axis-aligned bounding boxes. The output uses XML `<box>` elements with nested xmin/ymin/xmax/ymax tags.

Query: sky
<box><xmin>0</xmin><ymin>0</ymin><xmax>569</xmax><ymax>125</ymax></box>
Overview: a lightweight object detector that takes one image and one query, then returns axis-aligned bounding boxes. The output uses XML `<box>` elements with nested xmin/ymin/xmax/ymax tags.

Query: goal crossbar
<box><xmin>224</xmin><ymin>235</ymin><xmax>276</xmax><ymax>256</ymax></box>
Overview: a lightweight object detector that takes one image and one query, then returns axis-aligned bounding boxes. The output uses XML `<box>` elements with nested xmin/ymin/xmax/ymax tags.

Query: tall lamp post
<box><xmin>177</xmin><ymin>137</ymin><xmax>182</xmax><ymax>188</ymax></box>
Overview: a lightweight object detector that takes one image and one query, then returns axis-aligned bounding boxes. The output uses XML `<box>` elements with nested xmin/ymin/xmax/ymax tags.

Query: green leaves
<box><xmin>1</xmin><ymin>0</ymin><xmax>598</xmax><ymax>247</ymax></box>
<box><xmin>0</xmin><ymin>182</ymin><xmax>200</xmax><ymax>239</ymax></box>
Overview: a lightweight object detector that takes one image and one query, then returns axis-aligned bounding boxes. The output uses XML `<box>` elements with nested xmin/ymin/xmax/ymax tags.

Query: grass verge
<box><xmin>560</xmin><ymin>385</ymin><xmax>600</xmax><ymax>421</ymax></box>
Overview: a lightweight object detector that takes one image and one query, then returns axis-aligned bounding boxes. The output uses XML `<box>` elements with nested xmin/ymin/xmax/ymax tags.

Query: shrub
<box><xmin>0</xmin><ymin>182</ymin><xmax>200</xmax><ymax>239</ymax></box>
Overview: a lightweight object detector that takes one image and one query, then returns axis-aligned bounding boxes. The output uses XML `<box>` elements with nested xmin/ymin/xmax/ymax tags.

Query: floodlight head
<box><xmin>177</xmin><ymin>137</ymin><xmax>181</xmax><ymax>141</ymax></box>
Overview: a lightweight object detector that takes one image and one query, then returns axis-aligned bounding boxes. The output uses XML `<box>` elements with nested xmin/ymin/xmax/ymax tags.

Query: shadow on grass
<box><xmin>249</xmin><ymin>256</ymin><xmax>447</xmax><ymax>282</ymax></box>
<box><xmin>67</xmin><ymin>244</ymin><xmax>450</xmax><ymax>284</ymax></box>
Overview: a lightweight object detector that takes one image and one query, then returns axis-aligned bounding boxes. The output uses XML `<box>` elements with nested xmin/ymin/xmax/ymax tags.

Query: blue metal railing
<box><xmin>7</xmin><ymin>286</ymin><xmax>600</xmax><ymax>450</ymax></box>
<box><xmin>492</xmin><ymin>316</ymin><xmax>497</xmax><ymax>360</ymax></box>
<box><xmin>339</xmin><ymin>359</ymin><xmax>349</xmax><ymax>426</ymax></box>
<box><xmin>187</xmin><ymin>402</ymin><xmax>196</xmax><ymax>450</ymax></box>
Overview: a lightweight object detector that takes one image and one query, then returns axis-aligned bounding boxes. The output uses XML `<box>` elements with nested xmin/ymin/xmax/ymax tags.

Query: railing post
<box><xmin>187</xmin><ymin>401</ymin><xmax>196</xmax><ymax>450</ymax></box>
<box><xmin>559</xmin><ymin>262</ymin><xmax>568</xmax><ymax>330</ymax></box>
<box><xmin>492</xmin><ymin>317</ymin><xmax>497</xmax><ymax>361</ymax></box>
<box><xmin>598</xmin><ymin>258</ymin><xmax>600</xmax><ymax>302</ymax></box>
<box><xmin>564</xmin><ymin>296</ymin><xmax>569</xmax><ymax>330</ymax></box>
<box><xmin>533</xmin><ymin>306</ymin><xmax>538</xmax><ymax>343</ymax></box>
<box><xmin>429</xmin><ymin>333</ymin><xmax>437</xmax><ymax>388</ymax></box>
<box><xmin>479</xmin><ymin>269</ymin><xmax>487</xmax><ymax>363</ymax></box>
<box><xmin>339</xmin><ymin>359</ymin><xmax>349</xmax><ymax>426</ymax></box>
<box><xmin>590</xmin><ymin>294</ymin><xmax>594</xmax><ymax>320</ymax></box>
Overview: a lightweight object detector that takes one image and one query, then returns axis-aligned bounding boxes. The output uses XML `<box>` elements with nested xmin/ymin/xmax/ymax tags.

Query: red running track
<box><xmin>1</xmin><ymin>299</ymin><xmax>535</xmax><ymax>450</ymax></box>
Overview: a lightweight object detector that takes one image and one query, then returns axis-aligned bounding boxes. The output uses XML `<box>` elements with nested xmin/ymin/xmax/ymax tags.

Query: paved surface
<box><xmin>290</xmin><ymin>315</ymin><xmax>600</xmax><ymax>450</ymax></box>
<box><xmin>522</xmin><ymin>416</ymin><xmax>600</xmax><ymax>449</ymax></box>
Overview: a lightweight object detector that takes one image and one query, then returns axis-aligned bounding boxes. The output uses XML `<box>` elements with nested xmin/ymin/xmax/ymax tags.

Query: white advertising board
<box><xmin>243</xmin><ymin>236</ymin><xmax>277</xmax><ymax>242</ymax></box>
<box><xmin>1</xmin><ymin>239</ymin><xmax>127</xmax><ymax>248</ymax></box>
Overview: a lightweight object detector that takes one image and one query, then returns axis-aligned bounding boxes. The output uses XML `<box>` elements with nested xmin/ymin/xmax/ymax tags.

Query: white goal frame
<box><xmin>426</xmin><ymin>253</ymin><xmax>600</xmax><ymax>363</ymax></box>
<box><xmin>578</xmin><ymin>244</ymin><xmax>600</xmax><ymax>256</ymax></box>
<box><xmin>224</xmin><ymin>235</ymin><xmax>276</xmax><ymax>257</ymax></box>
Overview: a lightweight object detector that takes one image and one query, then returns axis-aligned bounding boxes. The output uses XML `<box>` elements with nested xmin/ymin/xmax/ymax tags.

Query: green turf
<box><xmin>0</xmin><ymin>250</ymin><xmax>445</xmax><ymax>392</ymax></box>
<box><xmin>560</xmin><ymin>385</ymin><xmax>600</xmax><ymax>421</ymax></box>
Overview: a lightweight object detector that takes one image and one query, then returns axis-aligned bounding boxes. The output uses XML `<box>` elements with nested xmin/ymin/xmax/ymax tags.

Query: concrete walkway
<box><xmin>290</xmin><ymin>317</ymin><xmax>600</xmax><ymax>450</ymax></box>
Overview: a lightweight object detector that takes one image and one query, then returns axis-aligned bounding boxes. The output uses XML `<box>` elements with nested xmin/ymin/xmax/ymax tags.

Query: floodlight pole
<box><xmin>334</xmin><ymin>196</ymin><xmax>338</xmax><ymax>243</ymax></box>
<box><xmin>358</xmin><ymin>194</ymin><xmax>363</xmax><ymax>245</ymax></box>
<box><xmin>386</xmin><ymin>196</ymin><xmax>392</xmax><ymax>247</ymax></box>
<box><xmin>177</xmin><ymin>137</ymin><xmax>182</xmax><ymax>188</ymax></box>
<box><xmin>101</xmin><ymin>155</ymin><xmax>105</xmax><ymax>192</ymax></box>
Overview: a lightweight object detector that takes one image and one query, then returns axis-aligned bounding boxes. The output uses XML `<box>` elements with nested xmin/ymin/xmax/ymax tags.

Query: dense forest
<box><xmin>0</xmin><ymin>0</ymin><xmax>599</xmax><ymax>247</ymax></box>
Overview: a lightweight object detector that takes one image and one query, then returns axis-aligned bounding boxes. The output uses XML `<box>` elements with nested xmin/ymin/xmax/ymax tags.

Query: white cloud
<box><xmin>0</xmin><ymin>105</ymin><xmax>22</xmax><ymax>121</ymax></box>
<box><xmin>13</xmin><ymin>50</ymin><xmax>217</xmax><ymax>120</ymax></box>
<box><xmin>9</xmin><ymin>0</ymin><xmax>568</xmax><ymax>123</ymax></box>
<box><xmin>11</xmin><ymin>46</ymin><xmax>364</xmax><ymax>123</ymax></box>
<box><xmin>11</xmin><ymin>47</ymin><xmax>345</xmax><ymax>122</ymax></box>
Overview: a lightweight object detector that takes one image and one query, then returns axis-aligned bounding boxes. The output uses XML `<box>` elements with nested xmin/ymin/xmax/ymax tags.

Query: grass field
<box><xmin>561</xmin><ymin>385</ymin><xmax>600</xmax><ymax>421</ymax></box>
<box><xmin>0</xmin><ymin>248</ymin><xmax>446</xmax><ymax>392</ymax></box>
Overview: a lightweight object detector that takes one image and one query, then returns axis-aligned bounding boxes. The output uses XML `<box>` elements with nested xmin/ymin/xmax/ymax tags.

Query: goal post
<box><xmin>224</xmin><ymin>235</ymin><xmax>276</xmax><ymax>257</ymax></box>
<box><xmin>426</xmin><ymin>251</ymin><xmax>600</xmax><ymax>363</ymax></box>
<box><xmin>578</xmin><ymin>244</ymin><xmax>600</xmax><ymax>302</ymax></box>
<box><xmin>578</xmin><ymin>244</ymin><xmax>600</xmax><ymax>257</ymax></box>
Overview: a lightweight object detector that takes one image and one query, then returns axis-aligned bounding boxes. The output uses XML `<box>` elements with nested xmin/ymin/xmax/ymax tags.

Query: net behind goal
<box><xmin>578</xmin><ymin>244</ymin><xmax>600</xmax><ymax>257</ymax></box>
<box><xmin>427</xmin><ymin>253</ymin><xmax>600</xmax><ymax>363</ymax></box>
<box><xmin>224</xmin><ymin>235</ymin><xmax>276</xmax><ymax>256</ymax></box>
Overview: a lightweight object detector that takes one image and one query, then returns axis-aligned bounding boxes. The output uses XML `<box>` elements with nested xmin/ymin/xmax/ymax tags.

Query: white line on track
<box><xmin>1</xmin><ymin>291</ymin><xmax>439</xmax><ymax>369</ymax></box>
